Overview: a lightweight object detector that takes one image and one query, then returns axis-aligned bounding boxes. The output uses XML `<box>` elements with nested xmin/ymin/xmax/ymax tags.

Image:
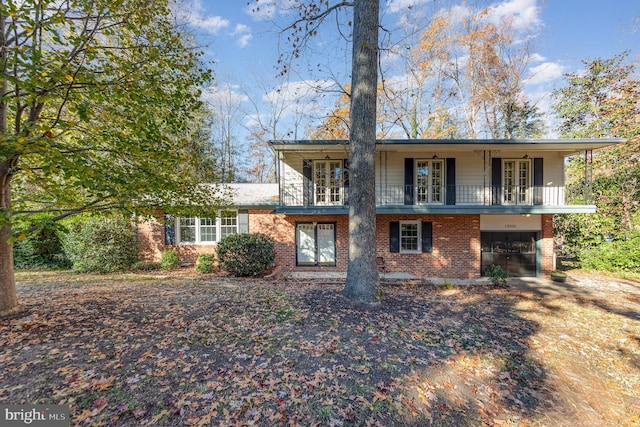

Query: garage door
<box><xmin>481</xmin><ymin>232</ymin><xmax>537</xmax><ymax>277</ymax></box>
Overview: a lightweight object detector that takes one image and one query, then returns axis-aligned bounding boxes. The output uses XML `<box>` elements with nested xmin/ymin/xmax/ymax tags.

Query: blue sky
<box><xmin>178</xmin><ymin>0</ymin><xmax>640</xmax><ymax>141</ymax></box>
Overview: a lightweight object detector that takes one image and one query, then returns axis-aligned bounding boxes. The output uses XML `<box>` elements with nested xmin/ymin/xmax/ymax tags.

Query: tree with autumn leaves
<box><xmin>310</xmin><ymin>3</ymin><xmax>544</xmax><ymax>140</ymax></box>
<box><xmin>0</xmin><ymin>0</ymin><xmax>219</xmax><ymax>316</ymax></box>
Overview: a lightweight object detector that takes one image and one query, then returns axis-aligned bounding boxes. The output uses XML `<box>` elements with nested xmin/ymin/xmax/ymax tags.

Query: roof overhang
<box><xmin>269</xmin><ymin>138</ymin><xmax>625</xmax><ymax>157</ymax></box>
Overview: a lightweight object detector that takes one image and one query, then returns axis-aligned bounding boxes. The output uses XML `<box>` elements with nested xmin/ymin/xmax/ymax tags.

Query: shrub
<box><xmin>195</xmin><ymin>254</ymin><xmax>215</xmax><ymax>274</ymax></box>
<box><xmin>217</xmin><ymin>233</ymin><xmax>275</xmax><ymax>277</ymax></box>
<box><xmin>60</xmin><ymin>215</ymin><xmax>137</xmax><ymax>273</ymax></box>
<box><xmin>579</xmin><ymin>232</ymin><xmax>640</xmax><ymax>273</ymax></box>
<box><xmin>485</xmin><ymin>264</ymin><xmax>508</xmax><ymax>285</ymax></box>
<box><xmin>131</xmin><ymin>261</ymin><xmax>161</xmax><ymax>271</ymax></box>
<box><xmin>12</xmin><ymin>219</ymin><xmax>69</xmax><ymax>270</ymax></box>
<box><xmin>160</xmin><ymin>250</ymin><xmax>179</xmax><ymax>270</ymax></box>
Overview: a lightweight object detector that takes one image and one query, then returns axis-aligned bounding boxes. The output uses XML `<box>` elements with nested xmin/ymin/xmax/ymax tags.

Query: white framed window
<box><xmin>176</xmin><ymin>211</ymin><xmax>238</xmax><ymax>244</ymax></box>
<box><xmin>416</xmin><ymin>159</ymin><xmax>443</xmax><ymax>204</ymax></box>
<box><xmin>220</xmin><ymin>212</ymin><xmax>237</xmax><ymax>239</ymax></box>
<box><xmin>400</xmin><ymin>221</ymin><xmax>421</xmax><ymax>254</ymax></box>
<box><xmin>503</xmin><ymin>159</ymin><xmax>530</xmax><ymax>204</ymax></box>
<box><xmin>314</xmin><ymin>160</ymin><xmax>343</xmax><ymax>205</ymax></box>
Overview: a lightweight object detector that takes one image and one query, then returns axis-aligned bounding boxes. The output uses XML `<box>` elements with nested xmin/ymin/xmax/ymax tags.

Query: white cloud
<box><xmin>236</xmin><ymin>33</ymin><xmax>253</xmax><ymax>48</ymax></box>
<box><xmin>245</xmin><ymin>0</ymin><xmax>277</xmax><ymax>20</ymax></box>
<box><xmin>264</xmin><ymin>79</ymin><xmax>336</xmax><ymax>104</ymax></box>
<box><xmin>182</xmin><ymin>0</ymin><xmax>230</xmax><ymax>34</ymax></box>
<box><xmin>202</xmin><ymin>83</ymin><xmax>249</xmax><ymax>107</ymax></box>
<box><xmin>528</xmin><ymin>53</ymin><xmax>546</xmax><ymax>63</ymax></box>
<box><xmin>526</xmin><ymin>62</ymin><xmax>566</xmax><ymax>86</ymax></box>
<box><xmin>385</xmin><ymin>0</ymin><xmax>430</xmax><ymax>14</ymax></box>
<box><xmin>486</xmin><ymin>0</ymin><xmax>542</xmax><ymax>33</ymax></box>
<box><xmin>232</xmin><ymin>24</ymin><xmax>253</xmax><ymax>48</ymax></box>
<box><xmin>433</xmin><ymin>4</ymin><xmax>472</xmax><ymax>26</ymax></box>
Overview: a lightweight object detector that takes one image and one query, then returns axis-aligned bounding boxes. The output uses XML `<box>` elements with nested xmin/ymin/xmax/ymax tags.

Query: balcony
<box><xmin>278</xmin><ymin>183</ymin><xmax>594</xmax><ymax>213</ymax></box>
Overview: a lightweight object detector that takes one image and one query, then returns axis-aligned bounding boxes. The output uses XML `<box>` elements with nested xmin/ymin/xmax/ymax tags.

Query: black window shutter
<box><xmin>446</xmin><ymin>158</ymin><xmax>456</xmax><ymax>205</ymax></box>
<box><xmin>302</xmin><ymin>160</ymin><xmax>313</xmax><ymax>206</ymax></box>
<box><xmin>533</xmin><ymin>158</ymin><xmax>543</xmax><ymax>205</ymax></box>
<box><xmin>404</xmin><ymin>158</ymin><xmax>414</xmax><ymax>205</ymax></box>
<box><xmin>491</xmin><ymin>158</ymin><xmax>502</xmax><ymax>205</ymax></box>
<box><xmin>389</xmin><ymin>222</ymin><xmax>400</xmax><ymax>252</ymax></box>
<box><xmin>421</xmin><ymin>221</ymin><xmax>433</xmax><ymax>253</ymax></box>
<box><xmin>164</xmin><ymin>214</ymin><xmax>175</xmax><ymax>245</ymax></box>
<box><xmin>343</xmin><ymin>159</ymin><xmax>350</xmax><ymax>205</ymax></box>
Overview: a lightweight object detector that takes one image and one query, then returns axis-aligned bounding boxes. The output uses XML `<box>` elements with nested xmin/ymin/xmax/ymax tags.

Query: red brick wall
<box><xmin>541</xmin><ymin>214</ymin><xmax>555</xmax><ymax>273</ymax></box>
<box><xmin>138</xmin><ymin>211</ymin><xmax>559</xmax><ymax>279</ymax></box>
<box><xmin>250</xmin><ymin>212</ymin><xmax>481</xmax><ymax>278</ymax></box>
<box><xmin>249</xmin><ymin>212</ymin><xmax>349</xmax><ymax>272</ymax></box>
<box><xmin>376</xmin><ymin>214</ymin><xmax>481</xmax><ymax>279</ymax></box>
<box><xmin>135</xmin><ymin>213</ymin><xmax>225</xmax><ymax>265</ymax></box>
<box><xmin>136</xmin><ymin>214</ymin><xmax>165</xmax><ymax>263</ymax></box>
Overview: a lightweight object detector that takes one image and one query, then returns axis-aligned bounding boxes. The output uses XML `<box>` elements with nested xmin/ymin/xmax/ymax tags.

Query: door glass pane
<box><xmin>518</xmin><ymin>161</ymin><xmax>530</xmax><ymax>203</ymax></box>
<box><xmin>297</xmin><ymin>224</ymin><xmax>316</xmax><ymax>264</ymax></box>
<box><xmin>503</xmin><ymin>161</ymin><xmax>515</xmax><ymax>203</ymax></box>
<box><xmin>431</xmin><ymin>161</ymin><xmax>442</xmax><ymax>203</ymax></box>
<box><xmin>329</xmin><ymin>162</ymin><xmax>342</xmax><ymax>204</ymax></box>
<box><xmin>416</xmin><ymin>160</ymin><xmax>443</xmax><ymax>204</ymax></box>
<box><xmin>315</xmin><ymin>161</ymin><xmax>342</xmax><ymax>205</ymax></box>
<box><xmin>416</xmin><ymin>161</ymin><xmax>429</xmax><ymax>203</ymax></box>
<box><xmin>317</xmin><ymin>224</ymin><xmax>335</xmax><ymax>265</ymax></box>
<box><xmin>315</xmin><ymin>162</ymin><xmax>327</xmax><ymax>204</ymax></box>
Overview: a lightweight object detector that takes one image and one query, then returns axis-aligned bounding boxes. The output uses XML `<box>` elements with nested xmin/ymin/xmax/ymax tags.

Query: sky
<box><xmin>177</xmin><ymin>0</ymin><xmax>640</xmax><ymax>144</ymax></box>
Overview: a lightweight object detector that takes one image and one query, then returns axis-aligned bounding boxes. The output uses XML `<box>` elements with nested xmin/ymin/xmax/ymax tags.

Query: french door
<box><xmin>296</xmin><ymin>223</ymin><xmax>336</xmax><ymax>266</ymax></box>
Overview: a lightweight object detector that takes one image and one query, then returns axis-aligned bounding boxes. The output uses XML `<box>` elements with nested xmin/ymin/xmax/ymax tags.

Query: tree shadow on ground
<box><xmin>294</xmin><ymin>283</ymin><xmax>552</xmax><ymax>425</ymax></box>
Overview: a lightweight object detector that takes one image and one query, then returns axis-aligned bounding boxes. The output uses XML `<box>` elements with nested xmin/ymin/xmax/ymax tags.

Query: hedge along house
<box><xmin>269</xmin><ymin>138</ymin><xmax>624</xmax><ymax>279</ymax></box>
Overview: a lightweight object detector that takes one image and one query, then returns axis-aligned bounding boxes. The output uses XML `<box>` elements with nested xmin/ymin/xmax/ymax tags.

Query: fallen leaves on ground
<box><xmin>0</xmin><ymin>270</ymin><xmax>638</xmax><ymax>426</ymax></box>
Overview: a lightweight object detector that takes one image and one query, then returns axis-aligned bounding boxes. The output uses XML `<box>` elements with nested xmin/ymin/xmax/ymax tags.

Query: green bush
<box><xmin>485</xmin><ymin>264</ymin><xmax>508</xmax><ymax>285</ymax></box>
<box><xmin>131</xmin><ymin>261</ymin><xmax>161</xmax><ymax>271</ymax></box>
<box><xmin>60</xmin><ymin>215</ymin><xmax>137</xmax><ymax>273</ymax></box>
<box><xmin>579</xmin><ymin>232</ymin><xmax>640</xmax><ymax>273</ymax></box>
<box><xmin>217</xmin><ymin>233</ymin><xmax>275</xmax><ymax>277</ymax></box>
<box><xmin>195</xmin><ymin>254</ymin><xmax>215</xmax><ymax>274</ymax></box>
<box><xmin>12</xmin><ymin>218</ymin><xmax>70</xmax><ymax>270</ymax></box>
<box><xmin>160</xmin><ymin>250</ymin><xmax>179</xmax><ymax>270</ymax></box>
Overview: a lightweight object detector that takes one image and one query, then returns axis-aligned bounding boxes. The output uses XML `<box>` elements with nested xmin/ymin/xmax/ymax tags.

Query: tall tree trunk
<box><xmin>343</xmin><ymin>0</ymin><xmax>380</xmax><ymax>303</ymax></box>
<box><xmin>0</xmin><ymin>163</ymin><xmax>19</xmax><ymax>316</ymax></box>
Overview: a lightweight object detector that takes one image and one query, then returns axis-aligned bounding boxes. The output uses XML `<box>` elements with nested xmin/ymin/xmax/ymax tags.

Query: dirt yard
<box><xmin>1</xmin><ymin>270</ymin><xmax>638</xmax><ymax>426</ymax></box>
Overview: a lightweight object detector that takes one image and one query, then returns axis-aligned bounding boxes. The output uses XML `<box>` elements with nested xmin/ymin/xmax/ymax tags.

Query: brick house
<box><xmin>138</xmin><ymin>138</ymin><xmax>621</xmax><ymax>279</ymax></box>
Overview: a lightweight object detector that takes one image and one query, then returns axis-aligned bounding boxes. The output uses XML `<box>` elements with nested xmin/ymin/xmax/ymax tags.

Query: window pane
<box><xmin>220</xmin><ymin>213</ymin><xmax>237</xmax><ymax>239</ymax></box>
<box><xmin>401</xmin><ymin>222</ymin><xmax>419</xmax><ymax>252</ymax></box>
<box><xmin>179</xmin><ymin>217</ymin><xmax>196</xmax><ymax>243</ymax></box>
<box><xmin>200</xmin><ymin>217</ymin><xmax>217</xmax><ymax>242</ymax></box>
